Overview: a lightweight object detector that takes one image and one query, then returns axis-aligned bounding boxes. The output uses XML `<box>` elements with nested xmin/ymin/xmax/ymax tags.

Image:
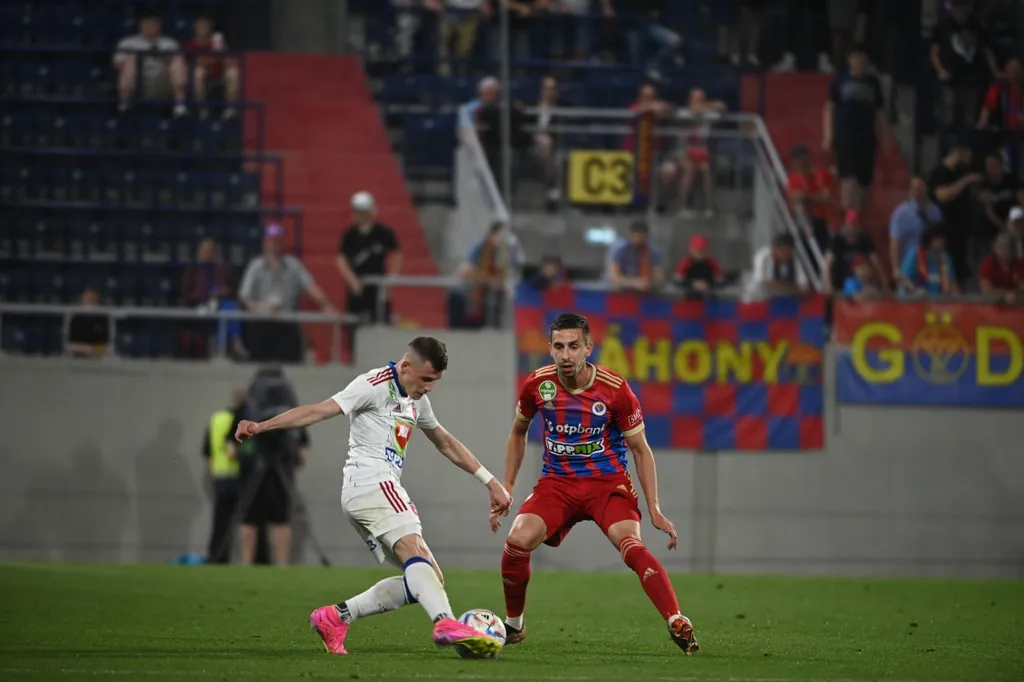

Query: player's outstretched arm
<box><xmin>504</xmin><ymin>418</ymin><xmax>531</xmax><ymax>494</ymax></box>
<box><xmin>625</xmin><ymin>430</ymin><xmax>679</xmax><ymax>550</ymax></box>
<box><xmin>234</xmin><ymin>399</ymin><xmax>341</xmax><ymax>443</ymax></box>
<box><xmin>423</xmin><ymin>425</ymin><xmax>512</xmax><ymax>515</ymax></box>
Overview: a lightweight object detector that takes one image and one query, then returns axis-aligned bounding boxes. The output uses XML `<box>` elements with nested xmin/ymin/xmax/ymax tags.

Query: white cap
<box><xmin>351</xmin><ymin>191</ymin><xmax>375</xmax><ymax>212</ymax></box>
<box><xmin>1009</xmin><ymin>206</ymin><xmax>1024</xmax><ymax>222</ymax></box>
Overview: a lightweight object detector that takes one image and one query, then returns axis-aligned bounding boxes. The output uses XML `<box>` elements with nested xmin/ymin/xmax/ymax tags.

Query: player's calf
<box><xmin>618</xmin><ymin>535</ymin><xmax>698</xmax><ymax>652</ymax></box>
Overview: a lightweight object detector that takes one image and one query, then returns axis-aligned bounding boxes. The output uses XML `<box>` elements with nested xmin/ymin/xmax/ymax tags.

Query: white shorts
<box><xmin>341</xmin><ymin>481</ymin><xmax>422</xmax><ymax>568</ymax></box>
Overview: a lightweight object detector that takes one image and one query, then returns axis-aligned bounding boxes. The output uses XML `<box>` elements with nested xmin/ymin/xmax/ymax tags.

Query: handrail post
<box><xmin>331</xmin><ymin>320</ymin><xmax>341</xmax><ymax>364</ymax></box>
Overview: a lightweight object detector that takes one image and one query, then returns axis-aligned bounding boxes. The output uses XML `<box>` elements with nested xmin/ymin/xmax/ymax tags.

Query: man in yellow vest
<box><xmin>203</xmin><ymin>389</ymin><xmax>247</xmax><ymax>563</ymax></box>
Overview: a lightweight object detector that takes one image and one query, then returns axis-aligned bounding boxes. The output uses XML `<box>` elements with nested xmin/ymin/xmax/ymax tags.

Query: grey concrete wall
<box><xmin>1</xmin><ymin>328</ymin><xmax>1022</xmax><ymax>578</ymax></box>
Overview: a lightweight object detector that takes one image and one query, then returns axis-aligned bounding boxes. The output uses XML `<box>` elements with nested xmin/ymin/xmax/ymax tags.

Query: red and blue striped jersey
<box><xmin>516</xmin><ymin>364</ymin><xmax>645</xmax><ymax>478</ymax></box>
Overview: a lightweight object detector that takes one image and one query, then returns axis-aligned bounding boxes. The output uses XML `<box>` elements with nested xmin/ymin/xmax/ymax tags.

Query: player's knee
<box><xmin>506</xmin><ymin>514</ymin><xmax>546</xmax><ymax>551</ymax></box>
<box><xmin>392</xmin><ymin>533</ymin><xmax>430</xmax><ymax>562</ymax></box>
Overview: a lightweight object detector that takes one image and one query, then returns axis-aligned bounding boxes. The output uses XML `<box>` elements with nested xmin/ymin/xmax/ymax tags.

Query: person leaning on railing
<box><xmin>65</xmin><ymin>284</ymin><xmax>112</xmax><ymax>358</ymax></box>
<box><xmin>978</xmin><ymin>233</ymin><xmax>1024</xmax><ymax>304</ymax></box>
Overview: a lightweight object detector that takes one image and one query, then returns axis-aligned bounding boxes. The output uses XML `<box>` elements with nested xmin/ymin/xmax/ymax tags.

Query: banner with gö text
<box><xmin>834</xmin><ymin>300</ymin><xmax>1024</xmax><ymax>406</ymax></box>
<box><xmin>514</xmin><ymin>284</ymin><xmax>826</xmax><ymax>451</ymax></box>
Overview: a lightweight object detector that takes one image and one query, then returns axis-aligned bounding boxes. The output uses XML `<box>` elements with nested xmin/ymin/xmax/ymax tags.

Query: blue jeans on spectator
<box><xmin>551</xmin><ymin>13</ymin><xmax>594</xmax><ymax>58</ymax></box>
<box><xmin>628</xmin><ymin>21</ymin><xmax>682</xmax><ymax>76</ymax></box>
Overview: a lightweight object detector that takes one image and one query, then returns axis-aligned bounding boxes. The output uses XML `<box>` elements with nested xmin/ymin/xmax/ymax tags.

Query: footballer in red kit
<box><xmin>491</xmin><ymin>312</ymin><xmax>700</xmax><ymax>654</ymax></box>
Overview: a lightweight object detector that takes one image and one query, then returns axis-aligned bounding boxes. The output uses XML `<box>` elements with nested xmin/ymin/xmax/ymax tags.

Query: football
<box><xmin>454</xmin><ymin>609</ymin><xmax>507</xmax><ymax>659</ymax></box>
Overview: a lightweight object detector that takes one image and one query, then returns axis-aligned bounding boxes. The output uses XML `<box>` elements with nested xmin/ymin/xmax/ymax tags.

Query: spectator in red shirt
<box><xmin>623</xmin><ymin>84</ymin><xmax>673</xmax><ymax>208</ymax></box>
<box><xmin>978</xmin><ymin>58</ymin><xmax>1024</xmax><ymax>176</ymax></box>
<box><xmin>786</xmin><ymin>143</ymin><xmax>834</xmax><ymax>253</ymax></box>
<box><xmin>185</xmin><ymin>14</ymin><xmax>240</xmax><ymax>120</ymax></box>
<box><xmin>979</xmin><ymin>233</ymin><xmax>1024</xmax><ymax>303</ymax></box>
<box><xmin>674</xmin><ymin>234</ymin><xmax>722</xmax><ymax>297</ymax></box>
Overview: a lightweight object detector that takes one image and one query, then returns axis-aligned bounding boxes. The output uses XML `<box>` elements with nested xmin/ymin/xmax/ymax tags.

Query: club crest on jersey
<box><xmin>592</xmin><ymin>401</ymin><xmax>607</xmax><ymax>416</ymax></box>
<box><xmin>538</xmin><ymin>380</ymin><xmax>557</xmax><ymax>401</ymax></box>
<box><xmin>392</xmin><ymin>417</ymin><xmax>414</xmax><ymax>455</ymax></box>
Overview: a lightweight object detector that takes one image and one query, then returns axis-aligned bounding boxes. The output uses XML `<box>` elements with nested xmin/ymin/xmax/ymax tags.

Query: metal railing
<box><xmin>455</xmin><ymin>102</ymin><xmax>510</xmax><ymax>254</ymax></box>
<box><xmin>0</xmin><ymin>303</ymin><xmax>359</xmax><ymax>364</ymax></box>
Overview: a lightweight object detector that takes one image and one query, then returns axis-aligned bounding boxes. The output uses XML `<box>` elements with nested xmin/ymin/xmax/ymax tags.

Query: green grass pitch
<box><xmin>0</xmin><ymin>563</ymin><xmax>1021</xmax><ymax>681</ymax></box>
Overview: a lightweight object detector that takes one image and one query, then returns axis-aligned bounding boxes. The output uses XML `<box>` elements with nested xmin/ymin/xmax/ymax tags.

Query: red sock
<box><xmin>501</xmin><ymin>542</ymin><xmax>532</xmax><ymax>619</ymax></box>
<box><xmin>619</xmin><ymin>537</ymin><xmax>680</xmax><ymax>620</ymax></box>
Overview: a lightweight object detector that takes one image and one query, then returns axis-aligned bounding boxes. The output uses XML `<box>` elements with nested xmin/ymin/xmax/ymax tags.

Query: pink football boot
<box><xmin>309</xmin><ymin>606</ymin><xmax>349</xmax><ymax>654</ymax></box>
<box><xmin>431</xmin><ymin>617</ymin><xmax>502</xmax><ymax>657</ymax></box>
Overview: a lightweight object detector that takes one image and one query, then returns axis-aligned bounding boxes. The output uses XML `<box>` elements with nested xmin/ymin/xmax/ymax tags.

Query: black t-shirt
<box><xmin>829</xmin><ymin>73</ymin><xmax>883</xmax><ymax>140</ymax></box>
<box><xmin>828</xmin><ymin>231</ymin><xmax>876</xmax><ymax>289</ymax></box>
<box><xmin>67</xmin><ymin>313</ymin><xmax>110</xmax><ymax>345</ymax></box>
<box><xmin>339</xmin><ymin>223</ymin><xmax>398</xmax><ymax>278</ymax></box>
<box><xmin>981</xmin><ymin>173</ymin><xmax>1021</xmax><ymax>221</ymax></box>
<box><xmin>927</xmin><ymin>162</ymin><xmax>972</xmax><ymax>229</ymax></box>
<box><xmin>932</xmin><ymin>16</ymin><xmax>989</xmax><ymax>87</ymax></box>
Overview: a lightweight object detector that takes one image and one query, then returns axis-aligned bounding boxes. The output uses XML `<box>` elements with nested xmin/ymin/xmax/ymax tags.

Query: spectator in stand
<box><xmin>463</xmin><ymin>76</ymin><xmax>500</xmax><ymax>125</ymax></box>
<box><xmin>979</xmin><ymin>233</ymin><xmax>1024</xmax><ymax>302</ymax></box>
<box><xmin>239</xmin><ymin>224</ymin><xmax>336</xmax><ymax>363</ymax></box>
<box><xmin>185</xmin><ymin>13</ymin><xmax>240</xmax><ymax>120</ymax></box>
<box><xmin>1010</xmin><ymin>206</ymin><xmax>1024</xmax><ymax>258</ymax></box>
<box><xmin>787</xmin><ymin>143</ymin><xmax>835</xmax><ymax>256</ymax></box>
<box><xmin>899</xmin><ymin>225</ymin><xmax>959</xmax><ymax>297</ymax></box>
<box><xmin>978</xmin><ymin>151</ymin><xmax>1024</xmax><ymax>242</ymax></box>
<box><xmin>823</xmin><ymin>43</ymin><xmax>890</xmax><ymax>212</ymax></box>
<box><xmin>503</xmin><ymin>0</ymin><xmax>546</xmax><ymax>64</ymax></box>
<box><xmin>439</xmin><ymin>0</ymin><xmax>491</xmax><ymax>76</ymax></box>
<box><xmin>623</xmin><ymin>84</ymin><xmax>673</xmax><ymax>209</ymax></box>
<box><xmin>674</xmin><ymin>234</ymin><xmax>723</xmax><ymax>297</ymax></box>
<box><xmin>613</xmin><ymin>0</ymin><xmax>685</xmax><ymax>83</ymax></box>
<box><xmin>927</xmin><ymin>139</ymin><xmax>983</xmax><ymax>285</ymax></box>
<box><xmin>843</xmin><ymin>254</ymin><xmax>884</xmax><ymax>301</ymax></box>
<box><xmin>824</xmin><ymin>209</ymin><xmax>888</xmax><ymax>294</ymax></box>
<box><xmin>677</xmin><ymin>88</ymin><xmax>726</xmax><ymax>219</ymax></box>
<box><xmin>66</xmin><ymin>284</ymin><xmax>111</xmax><ymax>358</ymax></box>
<box><xmin>607</xmin><ymin>220</ymin><xmax>664</xmax><ymax>293</ymax></box>
<box><xmin>978</xmin><ymin>58</ymin><xmax>1024</xmax><ymax>175</ymax></box>
<box><xmin>746</xmin><ymin>233</ymin><xmax>809</xmax><ymax>300</ymax></box>
<box><xmin>457</xmin><ymin>221</ymin><xmax>524</xmax><ymax>327</ymax></box>
<box><xmin>889</xmin><ymin>177</ymin><xmax>943</xmax><ymax>281</ymax></box>
<box><xmin>931</xmin><ymin>0</ymin><xmax>1001</xmax><ymax>142</ymax></box>
<box><xmin>336</xmin><ymin>192</ymin><xmax>402</xmax><ymax>325</ymax></box>
<box><xmin>716</xmin><ymin>0</ymin><xmax>762</xmax><ymax>67</ymax></box>
<box><xmin>182</xmin><ymin>238</ymin><xmax>246</xmax><ymax>360</ymax></box>
<box><xmin>528</xmin><ymin>254</ymin><xmax>569</xmax><ymax>290</ymax></box>
<box><xmin>772</xmin><ymin>0</ymin><xmax>833</xmax><ymax>74</ymax></box>
<box><xmin>550</xmin><ymin>0</ymin><xmax>612</xmax><ymax>62</ymax></box>
<box><xmin>114</xmin><ymin>9</ymin><xmax>188</xmax><ymax>117</ymax></box>
<box><xmin>532</xmin><ymin>76</ymin><xmax>563</xmax><ymax>208</ymax></box>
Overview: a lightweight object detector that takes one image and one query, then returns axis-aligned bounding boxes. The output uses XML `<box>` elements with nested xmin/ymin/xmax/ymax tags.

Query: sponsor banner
<box><xmin>834</xmin><ymin>300</ymin><xmax>1024</xmax><ymax>406</ymax></box>
<box><xmin>515</xmin><ymin>284</ymin><xmax>826</xmax><ymax>451</ymax></box>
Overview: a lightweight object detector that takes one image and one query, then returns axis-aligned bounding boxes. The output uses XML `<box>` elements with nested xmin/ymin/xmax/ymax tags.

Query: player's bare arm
<box><xmin>422</xmin><ymin>425</ymin><xmax>512</xmax><ymax>516</ymax></box>
<box><xmin>490</xmin><ymin>417</ymin><xmax>530</xmax><ymax>533</ymax></box>
<box><xmin>234</xmin><ymin>399</ymin><xmax>341</xmax><ymax>443</ymax></box>
<box><xmin>625</xmin><ymin>430</ymin><xmax>679</xmax><ymax>550</ymax></box>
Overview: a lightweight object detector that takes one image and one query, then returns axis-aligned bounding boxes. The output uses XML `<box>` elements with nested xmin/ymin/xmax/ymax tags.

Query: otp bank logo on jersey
<box><xmin>544</xmin><ymin>418</ymin><xmax>603</xmax><ymax>436</ymax></box>
<box><xmin>545</xmin><ymin>437</ymin><xmax>605</xmax><ymax>457</ymax></box>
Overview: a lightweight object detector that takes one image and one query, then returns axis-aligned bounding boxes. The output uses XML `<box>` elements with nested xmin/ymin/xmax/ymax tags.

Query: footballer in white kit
<box><xmin>235</xmin><ymin>337</ymin><xmax>512</xmax><ymax>656</ymax></box>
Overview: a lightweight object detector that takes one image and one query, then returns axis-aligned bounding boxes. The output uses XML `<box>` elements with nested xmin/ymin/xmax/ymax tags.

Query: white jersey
<box><xmin>331</xmin><ymin>363</ymin><xmax>439</xmax><ymax>488</ymax></box>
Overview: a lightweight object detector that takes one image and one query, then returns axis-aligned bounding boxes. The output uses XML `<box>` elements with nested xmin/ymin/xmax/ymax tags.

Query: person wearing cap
<box><xmin>606</xmin><ymin>220</ymin><xmax>665</xmax><ymax>293</ymax></box>
<box><xmin>238</xmin><ymin>224</ymin><xmax>336</xmax><ymax>363</ymax></box>
<box><xmin>336</xmin><ymin>192</ymin><xmax>401</xmax><ymax>324</ymax></box>
<box><xmin>113</xmin><ymin>8</ymin><xmax>189</xmax><ymax>117</ymax></box>
<box><xmin>927</xmin><ymin>139</ymin><xmax>982</xmax><ymax>284</ymax></box>
<box><xmin>747</xmin><ymin>233</ymin><xmax>808</xmax><ymax>300</ymax></box>
<box><xmin>978</xmin><ymin>232</ymin><xmax>1024</xmax><ymax>303</ymax></box>
<box><xmin>930</xmin><ymin>0</ymin><xmax>1001</xmax><ymax>139</ymax></box>
<box><xmin>899</xmin><ymin>225</ymin><xmax>959</xmax><ymax>297</ymax></box>
<box><xmin>674</xmin><ymin>234</ymin><xmax>722</xmax><ymax>297</ymax></box>
<box><xmin>888</xmin><ymin>177</ymin><xmax>943</xmax><ymax>281</ymax></box>
<box><xmin>824</xmin><ymin>209</ymin><xmax>888</xmax><ymax>294</ymax></box>
<box><xmin>822</xmin><ymin>42</ymin><xmax>890</xmax><ymax>211</ymax></box>
<box><xmin>842</xmin><ymin>255</ymin><xmax>883</xmax><ymax>302</ymax></box>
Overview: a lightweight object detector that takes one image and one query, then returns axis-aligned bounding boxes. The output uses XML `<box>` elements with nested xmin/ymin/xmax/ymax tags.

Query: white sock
<box><xmin>506</xmin><ymin>615</ymin><xmax>524</xmax><ymax>630</ymax></box>
<box><xmin>403</xmin><ymin>558</ymin><xmax>453</xmax><ymax>622</ymax></box>
<box><xmin>338</xmin><ymin>576</ymin><xmax>409</xmax><ymax>623</ymax></box>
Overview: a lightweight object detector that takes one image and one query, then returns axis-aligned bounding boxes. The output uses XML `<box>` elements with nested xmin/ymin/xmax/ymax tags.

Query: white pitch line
<box><xmin>0</xmin><ymin>669</ymin><xmax>958</xmax><ymax>682</ymax></box>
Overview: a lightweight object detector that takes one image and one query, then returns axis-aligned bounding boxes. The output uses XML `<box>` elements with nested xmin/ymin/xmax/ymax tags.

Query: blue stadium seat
<box><xmin>402</xmin><ymin>114</ymin><xmax>456</xmax><ymax>170</ymax></box>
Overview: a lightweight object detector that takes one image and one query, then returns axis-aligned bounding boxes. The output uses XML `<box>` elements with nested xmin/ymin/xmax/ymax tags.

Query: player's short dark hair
<box><xmin>549</xmin><ymin>313</ymin><xmax>590</xmax><ymax>343</ymax></box>
<box><xmin>408</xmin><ymin>336</ymin><xmax>448</xmax><ymax>372</ymax></box>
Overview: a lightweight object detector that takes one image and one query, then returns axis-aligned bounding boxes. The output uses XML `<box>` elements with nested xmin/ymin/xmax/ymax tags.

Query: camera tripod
<box><xmin>211</xmin><ymin>449</ymin><xmax>331</xmax><ymax>567</ymax></box>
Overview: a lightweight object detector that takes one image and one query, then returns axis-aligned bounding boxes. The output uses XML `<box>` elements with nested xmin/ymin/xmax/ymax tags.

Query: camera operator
<box><xmin>238</xmin><ymin>366</ymin><xmax>309</xmax><ymax>566</ymax></box>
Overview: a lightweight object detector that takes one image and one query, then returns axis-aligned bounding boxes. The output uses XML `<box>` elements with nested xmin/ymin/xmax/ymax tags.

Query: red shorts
<box><xmin>517</xmin><ymin>473</ymin><xmax>642</xmax><ymax>547</ymax></box>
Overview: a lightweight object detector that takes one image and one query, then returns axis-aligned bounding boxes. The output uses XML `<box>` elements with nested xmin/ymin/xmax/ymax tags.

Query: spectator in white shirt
<box><xmin>747</xmin><ymin>233</ymin><xmax>809</xmax><ymax>300</ymax></box>
<box><xmin>114</xmin><ymin>10</ymin><xmax>188</xmax><ymax>117</ymax></box>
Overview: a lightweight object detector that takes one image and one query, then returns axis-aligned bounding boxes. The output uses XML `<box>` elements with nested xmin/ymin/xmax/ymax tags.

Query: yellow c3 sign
<box><xmin>567</xmin><ymin>151</ymin><xmax>634</xmax><ymax>205</ymax></box>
